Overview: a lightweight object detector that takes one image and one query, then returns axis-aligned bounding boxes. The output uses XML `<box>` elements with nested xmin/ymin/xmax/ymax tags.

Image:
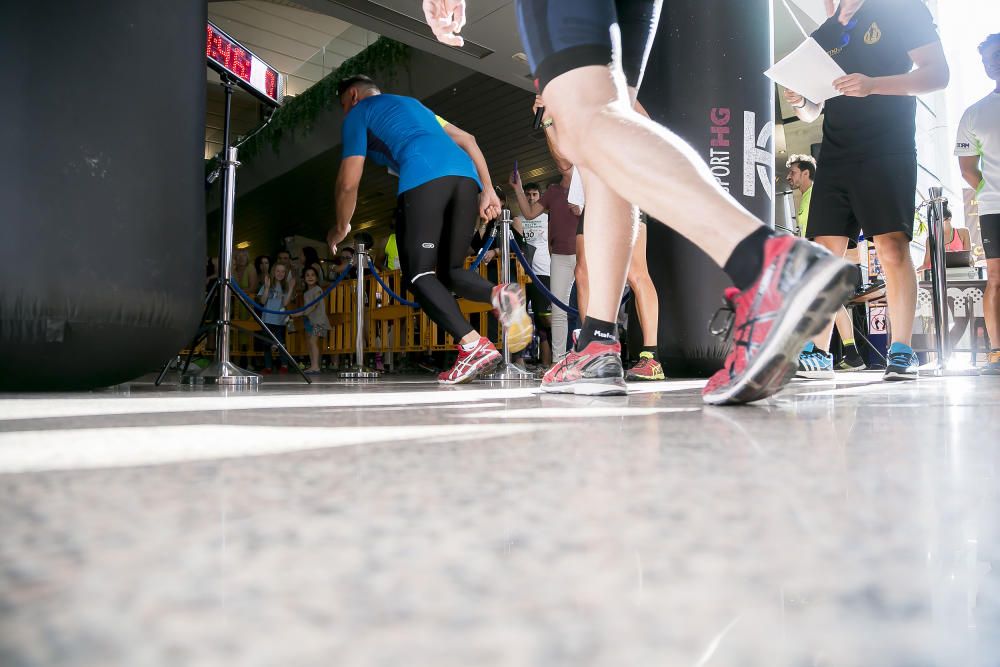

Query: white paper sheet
<box><xmin>765</xmin><ymin>37</ymin><xmax>846</xmax><ymax>104</ymax></box>
<box><xmin>787</xmin><ymin>0</ymin><xmax>829</xmax><ymax>27</ymax></box>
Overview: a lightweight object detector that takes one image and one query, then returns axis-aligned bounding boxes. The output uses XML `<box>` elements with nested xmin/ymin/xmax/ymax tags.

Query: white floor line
<box><xmin>0</xmin><ymin>387</ymin><xmax>542</xmax><ymax>422</ymax></box>
<box><xmin>0</xmin><ymin>380</ymin><xmax>714</xmax><ymax>422</ymax></box>
<box><xmin>0</xmin><ymin>423</ymin><xmax>539</xmax><ymax>474</ymax></box>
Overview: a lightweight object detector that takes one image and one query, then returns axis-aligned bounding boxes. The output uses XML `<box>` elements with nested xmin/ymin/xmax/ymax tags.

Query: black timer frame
<box><xmin>157</xmin><ymin>64</ymin><xmax>307</xmax><ymax>386</ymax></box>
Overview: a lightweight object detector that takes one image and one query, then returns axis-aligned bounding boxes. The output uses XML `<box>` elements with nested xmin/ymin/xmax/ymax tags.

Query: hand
<box><xmin>824</xmin><ymin>0</ymin><xmax>865</xmax><ymax>23</ymax></box>
<box><xmin>479</xmin><ymin>189</ymin><xmax>501</xmax><ymax>221</ymax></box>
<box><xmin>327</xmin><ymin>224</ymin><xmax>350</xmax><ymax>255</ymax></box>
<box><xmin>835</xmin><ymin>0</ymin><xmax>865</xmax><ymax>24</ymax></box>
<box><xmin>531</xmin><ymin>95</ymin><xmax>544</xmax><ymax>116</ymax></box>
<box><xmin>833</xmin><ymin>73</ymin><xmax>875</xmax><ymax>97</ymax></box>
<box><xmin>422</xmin><ymin>0</ymin><xmax>467</xmax><ymax>47</ymax></box>
<box><xmin>569</xmin><ymin>204</ymin><xmax>583</xmax><ymax>217</ymax></box>
<box><xmin>783</xmin><ymin>88</ymin><xmax>805</xmax><ymax>107</ymax></box>
<box><xmin>509</xmin><ymin>169</ymin><xmax>521</xmax><ymax>189</ymax></box>
<box><xmin>483</xmin><ymin>249</ymin><xmax>497</xmax><ymax>264</ymax></box>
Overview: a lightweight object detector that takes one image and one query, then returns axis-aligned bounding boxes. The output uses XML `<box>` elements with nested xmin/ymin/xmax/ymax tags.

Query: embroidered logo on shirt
<box><xmin>864</xmin><ymin>22</ymin><xmax>882</xmax><ymax>45</ymax></box>
<box><xmin>421</xmin><ymin>243</ymin><xmax>435</xmax><ymax>249</ymax></box>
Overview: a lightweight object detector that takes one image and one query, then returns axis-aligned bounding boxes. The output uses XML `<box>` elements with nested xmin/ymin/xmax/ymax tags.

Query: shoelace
<box><xmin>709</xmin><ymin>287</ymin><xmax>741</xmax><ymax>339</ymax></box>
<box><xmin>887</xmin><ymin>351</ymin><xmax>914</xmax><ymax>368</ymax></box>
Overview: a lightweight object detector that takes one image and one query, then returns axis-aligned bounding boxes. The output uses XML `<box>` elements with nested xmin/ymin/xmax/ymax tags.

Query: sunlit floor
<box><xmin>2</xmin><ymin>372</ymin><xmax>999</xmax><ymax>667</ymax></box>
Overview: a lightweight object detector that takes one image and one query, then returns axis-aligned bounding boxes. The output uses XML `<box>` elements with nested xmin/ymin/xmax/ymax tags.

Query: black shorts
<box><xmin>807</xmin><ymin>154</ymin><xmax>918</xmax><ymax>241</ymax></box>
<box><xmin>982</xmin><ymin>213</ymin><xmax>1000</xmax><ymax>260</ymax></box>
<box><xmin>526</xmin><ymin>274</ymin><xmax>552</xmax><ymax>317</ymax></box>
<box><xmin>516</xmin><ymin>0</ymin><xmax>663</xmax><ymax>92</ymax></box>
<box><xmin>807</xmin><ymin>235</ymin><xmax>860</xmax><ymax>250</ymax></box>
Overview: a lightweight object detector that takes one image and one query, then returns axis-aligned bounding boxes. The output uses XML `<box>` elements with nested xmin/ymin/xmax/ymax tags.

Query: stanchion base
<box><xmin>480</xmin><ymin>363</ymin><xmax>536</xmax><ymax>382</ymax></box>
<box><xmin>187</xmin><ymin>360</ymin><xmax>261</xmax><ymax>386</ymax></box>
<box><xmin>340</xmin><ymin>366</ymin><xmax>380</xmax><ymax>380</ymax></box>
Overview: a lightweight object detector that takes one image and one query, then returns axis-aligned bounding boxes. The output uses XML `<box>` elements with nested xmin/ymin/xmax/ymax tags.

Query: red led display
<box><xmin>206</xmin><ymin>22</ymin><xmax>283</xmax><ymax>106</ymax></box>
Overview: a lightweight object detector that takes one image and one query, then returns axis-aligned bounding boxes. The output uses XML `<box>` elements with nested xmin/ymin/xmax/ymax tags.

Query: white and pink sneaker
<box><xmin>438</xmin><ymin>337</ymin><xmax>501</xmax><ymax>385</ymax></box>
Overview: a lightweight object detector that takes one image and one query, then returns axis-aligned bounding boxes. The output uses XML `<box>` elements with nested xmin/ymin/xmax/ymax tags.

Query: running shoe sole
<box><xmin>493</xmin><ymin>286</ymin><xmax>533</xmax><ymax>354</ymax></box>
<box><xmin>540</xmin><ymin>377</ymin><xmax>628</xmax><ymax>396</ymax></box>
<box><xmin>795</xmin><ymin>369</ymin><xmax>836</xmax><ymax>381</ymax></box>
<box><xmin>883</xmin><ymin>370</ymin><xmax>917</xmax><ymax>382</ymax></box>
<box><xmin>835</xmin><ymin>363</ymin><xmax>867</xmax><ymax>372</ymax></box>
<box><xmin>703</xmin><ymin>256</ymin><xmax>856</xmax><ymax>406</ymax></box>
<box><xmin>626</xmin><ymin>364</ymin><xmax>666</xmax><ymax>381</ymax></box>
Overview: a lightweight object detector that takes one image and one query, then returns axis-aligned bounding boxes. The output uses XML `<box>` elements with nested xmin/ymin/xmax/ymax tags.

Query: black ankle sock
<box><xmin>641</xmin><ymin>345</ymin><xmax>658</xmax><ymax>359</ymax></box>
<box><xmin>844</xmin><ymin>343</ymin><xmax>861</xmax><ymax>358</ymax></box>
<box><xmin>577</xmin><ymin>317</ymin><xmax>618</xmax><ymax>349</ymax></box>
<box><xmin>723</xmin><ymin>226</ymin><xmax>776</xmax><ymax>291</ymax></box>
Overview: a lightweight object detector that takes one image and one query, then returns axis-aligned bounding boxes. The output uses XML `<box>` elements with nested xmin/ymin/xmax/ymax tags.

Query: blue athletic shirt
<box><xmin>341</xmin><ymin>94</ymin><xmax>482</xmax><ymax>195</ymax></box>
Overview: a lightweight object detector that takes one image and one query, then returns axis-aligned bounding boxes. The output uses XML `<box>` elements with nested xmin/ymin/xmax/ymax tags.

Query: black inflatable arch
<box><xmin>1</xmin><ymin>1</ymin><xmax>206</xmax><ymax>390</ymax></box>
<box><xmin>640</xmin><ymin>0</ymin><xmax>775</xmax><ymax>377</ymax></box>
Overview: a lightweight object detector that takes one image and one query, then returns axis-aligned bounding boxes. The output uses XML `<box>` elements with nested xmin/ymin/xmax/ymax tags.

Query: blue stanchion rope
<box><xmin>469</xmin><ymin>233</ymin><xmax>495</xmax><ymax>271</ymax></box>
<box><xmin>231</xmin><ymin>261</ymin><xmax>354</xmax><ymax>316</ymax></box>
<box><xmin>367</xmin><ymin>258</ymin><xmax>421</xmax><ymax>308</ymax></box>
<box><xmin>365</xmin><ymin>238</ymin><xmax>497</xmax><ymax>309</ymax></box>
<box><xmin>510</xmin><ymin>239</ymin><xmax>579</xmax><ymax>317</ymax></box>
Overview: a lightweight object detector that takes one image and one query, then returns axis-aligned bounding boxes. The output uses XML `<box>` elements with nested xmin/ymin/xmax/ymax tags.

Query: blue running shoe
<box><xmin>796</xmin><ymin>342</ymin><xmax>835</xmax><ymax>380</ymax></box>
<box><xmin>884</xmin><ymin>342</ymin><xmax>918</xmax><ymax>381</ymax></box>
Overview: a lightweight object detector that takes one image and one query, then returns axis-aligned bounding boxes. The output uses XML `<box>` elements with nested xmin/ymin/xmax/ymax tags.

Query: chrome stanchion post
<box><xmin>482</xmin><ymin>208</ymin><xmax>533</xmax><ymax>382</ymax></box>
<box><xmin>921</xmin><ymin>186</ymin><xmax>975</xmax><ymax>377</ymax></box>
<box><xmin>340</xmin><ymin>242</ymin><xmax>379</xmax><ymax>380</ymax></box>
<box><xmin>184</xmin><ymin>143</ymin><xmax>259</xmax><ymax>386</ymax></box>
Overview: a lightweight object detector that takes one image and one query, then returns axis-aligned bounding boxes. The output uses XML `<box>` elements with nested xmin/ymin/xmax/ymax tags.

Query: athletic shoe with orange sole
<box><xmin>626</xmin><ymin>352</ymin><xmax>666</xmax><ymax>381</ymax></box>
<box><xmin>702</xmin><ymin>235</ymin><xmax>855</xmax><ymax>406</ymax></box>
<box><xmin>541</xmin><ymin>341</ymin><xmax>627</xmax><ymax>396</ymax></box>
<box><xmin>438</xmin><ymin>336</ymin><xmax>501</xmax><ymax>385</ymax></box>
<box><xmin>491</xmin><ymin>283</ymin><xmax>533</xmax><ymax>353</ymax></box>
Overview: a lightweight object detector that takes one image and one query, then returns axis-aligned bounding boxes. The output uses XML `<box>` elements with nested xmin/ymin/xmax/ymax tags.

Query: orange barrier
<box><xmin>221</xmin><ymin>256</ymin><xmax>531</xmax><ymax>360</ymax></box>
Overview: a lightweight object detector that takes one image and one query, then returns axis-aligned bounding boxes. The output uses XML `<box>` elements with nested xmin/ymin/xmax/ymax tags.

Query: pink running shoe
<box><xmin>541</xmin><ymin>341</ymin><xmax>627</xmax><ymax>396</ymax></box>
<box><xmin>702</xmin><ymin>236</ymin><xmax>855</xmax><ymax>405</ymax></box>
<box><xmin>438</xmin><ymin>336</ymin><xmax>501</xmax><ymax>385</ymax></box>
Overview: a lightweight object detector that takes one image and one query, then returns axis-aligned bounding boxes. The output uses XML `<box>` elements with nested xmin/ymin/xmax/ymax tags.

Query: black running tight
<box><xmin>396</xmin><ymin>176</ymin><xmax>494</xmax><ymax>340</ymax></box>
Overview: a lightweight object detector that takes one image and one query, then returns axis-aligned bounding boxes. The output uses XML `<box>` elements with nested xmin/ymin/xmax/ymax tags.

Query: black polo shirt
<box><xmin>811</xmin><ymin>0</ymin><xmax>940</xmax><ymax>162</ymax></box>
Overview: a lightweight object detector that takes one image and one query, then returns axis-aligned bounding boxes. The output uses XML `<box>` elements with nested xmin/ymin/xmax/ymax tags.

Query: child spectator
<box><xmin>291</xmin><ymin>267</ymin><xmax>330</xmax><ymax>374</ymax></box>
<box><xmin>301</xmin><ymin>246</ymin><xmax>325</xmax><ymax>285</ymax></box>
<box><xmin>256</xmin><ymin>262</ymin><xmax>295</xmax><ymax>374</ymax></box>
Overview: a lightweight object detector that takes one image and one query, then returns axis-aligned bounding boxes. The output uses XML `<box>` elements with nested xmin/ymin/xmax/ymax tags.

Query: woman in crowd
<box><xmin>291</xmin><ymin>267</ymin><xmax>330</xmax><ymax>375</ymax></box>
<box><xmin>232</xmin><ymin>248</ymin><xmax>258</xmax><ymax>367</ymax></box>
<box><xmin>254</xmin><ymin>255</ymin><xmax>271</xmax><ymax>284</ymax></box>
<box><xmin>918</xmin><ymin>201</ymin><xmax>971</xmax><ymax>271</ymax></box>
<box><xmin>256</xmin><ymin>262</ymin><xmax>295</xmax><ymax>374</ymax></box>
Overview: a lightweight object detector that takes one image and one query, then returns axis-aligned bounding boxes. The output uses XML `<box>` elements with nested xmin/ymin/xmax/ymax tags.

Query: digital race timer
<box><xmin>206</xmin><ymin>21</ymin><xmax>284</xmax><ymax>107</ymax></box>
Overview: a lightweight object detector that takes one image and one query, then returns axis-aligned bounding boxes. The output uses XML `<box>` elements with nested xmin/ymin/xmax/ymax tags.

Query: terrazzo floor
<box><xmin>2</xmin><ymin>372</ymin><xmax>999</xmax><ymax>666</ymax></box>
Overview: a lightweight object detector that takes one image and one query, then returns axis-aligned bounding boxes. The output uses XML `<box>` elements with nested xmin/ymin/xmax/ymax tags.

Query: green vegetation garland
<box><xmin>237</xmin><ymin>37</ymin><xmax>409</xmax><ymax>163</ymax></box>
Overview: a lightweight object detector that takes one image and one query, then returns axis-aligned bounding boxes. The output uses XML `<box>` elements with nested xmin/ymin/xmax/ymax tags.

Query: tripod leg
<box><xmin>234</xmin><ymin>288</ymin><xmax>312</xmax><ymax>384</ymax></box>
<box><xmin>156</xmin><ymin>283</ymin><xmax>220</xmax><ymax>386</ymax></box>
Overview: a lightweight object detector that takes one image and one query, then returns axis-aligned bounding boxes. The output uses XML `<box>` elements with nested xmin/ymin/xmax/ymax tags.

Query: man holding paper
<box><xmin>783</xmin><ymin>0</ymin><xmax>949</xmax><ymax>382</ymax></box>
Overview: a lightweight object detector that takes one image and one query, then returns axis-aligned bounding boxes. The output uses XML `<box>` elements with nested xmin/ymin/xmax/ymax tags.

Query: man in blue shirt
<box><xmin>326</xmin><ymin>75</ymin><xmax>532</xmax><ymax>384</ymax></box>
